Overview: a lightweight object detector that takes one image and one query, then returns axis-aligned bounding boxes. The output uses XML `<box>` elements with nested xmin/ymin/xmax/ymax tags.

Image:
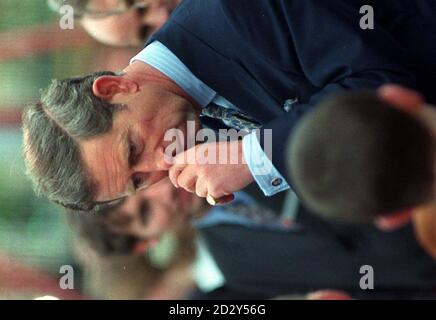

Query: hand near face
<box><xmin>168</xmin><ymin>140</ymin><xmax>254</xmax><ymax>204</ymax></box>
<box><xmin>378</xmin><ymin>84</ymin><xmax>425</xmax><ymax>112</ymax></box>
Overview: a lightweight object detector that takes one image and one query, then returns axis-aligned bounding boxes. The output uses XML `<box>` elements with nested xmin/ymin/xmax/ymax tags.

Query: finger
<box><xmin>177</xmin><ymin>166</ymin><xmax>197</xmax><ymax>193</ymax></box>
<box><xmin>168</xmin><ymin>164</ymin><xmax>185</xmax><ymax>188</ymax></box>
<box><xmin>374</xmin><ymin>209</ymin><xmax>413</xmax><ymax>231</ymax></box>
<box><xmin>307</xmin><ymin>290</ymin><xmax>352</xmax><ymax>300</ymax></box>
<box><xmin>214</xmin><ymin>194</ymin><xmax>235</xmax><ymax>205</ymax></box>
<box><xmin>195</xmin><ymin>178</ymin><xmax>208</xmax><ymax>198</ymax></box>
<box><xmin>378</xmin><ymin>85</ymin><xmax>424</xmax><ymax>112</ymax></box>
<box><xmin>206</xmin><ymin>183</ymin><xmax>235</xmax><ymax>205</ymax></box>
<box><xmin>206</xmin><ymin>193</ymin><xmax>235</xmax><ymax>206</ymax></box>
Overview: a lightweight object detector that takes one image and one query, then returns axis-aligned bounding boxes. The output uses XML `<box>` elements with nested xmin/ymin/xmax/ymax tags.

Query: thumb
<box><xmin>378</xmin><ymin>85</ymin><xmax>424</xmax><ymax>113</ymax></box>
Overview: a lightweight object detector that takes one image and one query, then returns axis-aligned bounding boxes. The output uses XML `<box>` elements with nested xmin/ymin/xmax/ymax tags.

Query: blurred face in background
<box><xmin>80</xmin><ymin>0</ymin><xmax>181</xmax><ymax>47</ymax></box>
<box><xmin>101</xmin><ymin>179</ymin><xmax>204</xmax><ymax>244</ymax></box>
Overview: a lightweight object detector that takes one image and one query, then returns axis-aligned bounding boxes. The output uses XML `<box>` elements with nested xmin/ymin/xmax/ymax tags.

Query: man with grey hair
<box><xmin>24</xmin><ymin>0</ymin><xmax>435</xmax><ymax>212</ymax></box>
<box><xmin>23</xmin><ymin>71</ymin><xmax>124</xmax><ymax>210</ymax></box>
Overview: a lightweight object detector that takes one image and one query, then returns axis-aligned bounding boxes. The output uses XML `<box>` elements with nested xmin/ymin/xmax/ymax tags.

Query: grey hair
<box><xmin>22</xmin><ymin>71</ymin><xmax>123</xmax><ymax>210</ymax></box>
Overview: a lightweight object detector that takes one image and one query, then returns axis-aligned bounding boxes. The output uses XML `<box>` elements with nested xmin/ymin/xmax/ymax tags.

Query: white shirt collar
<box><xmin>130</xmin><ymin>41</ymin><xmax>216</xmax><ymax>108</ymax></box>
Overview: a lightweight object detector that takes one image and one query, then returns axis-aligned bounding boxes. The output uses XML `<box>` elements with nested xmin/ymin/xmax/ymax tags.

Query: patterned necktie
<box><xmin>201</xmin><ymin>103</ymin><xmax>262</xmax><ymax>132</ymax></box>
<box><xmin>224</xmin><ymin>199</ymin><xmax>292</xmax><ymax>230</ymax></box>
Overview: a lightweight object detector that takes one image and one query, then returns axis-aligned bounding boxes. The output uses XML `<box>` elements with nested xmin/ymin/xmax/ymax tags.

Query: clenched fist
<box><xmin>168</xmin><ymin>140</ymin><xmax>254</xmax><ymax>204</ymax></box>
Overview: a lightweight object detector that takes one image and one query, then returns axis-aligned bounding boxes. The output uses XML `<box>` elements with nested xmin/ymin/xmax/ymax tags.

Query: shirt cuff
<box><xmin>242</xmin><ymin>130</ymin><xmax>290</xmax><ymax>196</ymax></box>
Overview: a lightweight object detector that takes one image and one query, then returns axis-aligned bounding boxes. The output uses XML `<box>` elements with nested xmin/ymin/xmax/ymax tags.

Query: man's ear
<box><xmin>374</xmin><ymin>209</ymin><xmax>414</xmax><ymax>232</ymax></box>
<box><xmin>132</xmin><ymin>237</ymin><xmax>160</xmax><ymax>256</ymax></box>
<box><xmin>92</xmin><ymin>75</ymin><xmax>139</xmax><ymax>101</ymax></box>
<box><xmin>378</xmin><ymin>85</ymin><xmax>424</xmax><ymax>113</ymax></box>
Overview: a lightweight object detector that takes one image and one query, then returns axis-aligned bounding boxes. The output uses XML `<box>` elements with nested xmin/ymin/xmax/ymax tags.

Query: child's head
<box><xmin>288</xmin><ymin>91</ymin><xmax>435</xmax><ymax>226</ymax></box>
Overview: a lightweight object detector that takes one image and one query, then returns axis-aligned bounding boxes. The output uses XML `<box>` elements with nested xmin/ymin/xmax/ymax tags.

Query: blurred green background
<box><xmin>0</xmin><ymin>0</ymin><xmax>75</xmax><ymax>273</ymax></box>
<box><xmin>0</xmin><ymin>0</ymin><xmax>139</xmax><ymax>298</ymax></box>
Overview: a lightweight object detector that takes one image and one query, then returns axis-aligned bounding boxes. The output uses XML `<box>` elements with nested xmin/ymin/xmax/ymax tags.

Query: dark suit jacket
<box><xmin>146</xmin><ymin>2</ymin><xmax>436</xmax><ymax>298</ymax></box>
<box><xmin>196</xmin><ymin>207</ymin><xmax>436</xmax><ymax>299</ymax></box>
<box><xmin>147</xmin><ymin>0</ymin><xmax>435</xmax><ymax>180</ymax></box>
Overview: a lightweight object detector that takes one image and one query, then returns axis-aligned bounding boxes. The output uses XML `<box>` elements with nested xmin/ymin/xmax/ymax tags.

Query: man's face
<box><xmin>79</xmin><ymin>74</ymin><xmax>201</xmax><ymax>205</ymax></box>
<box><xmin>80</xmin><ymin>0</ymin><xmax>181</xmax><ymax>47</ymax></box>
<box><xmin>100</xmin><ymin>179</ymin><xmax>202</xmax><ymax>240</ymax></box>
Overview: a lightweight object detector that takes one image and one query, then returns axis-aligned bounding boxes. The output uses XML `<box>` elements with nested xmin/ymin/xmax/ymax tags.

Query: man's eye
<box><xmin>132</xmin><ymin>174</ymin><xmax>143</xmax><ymax>190</ymax></box>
